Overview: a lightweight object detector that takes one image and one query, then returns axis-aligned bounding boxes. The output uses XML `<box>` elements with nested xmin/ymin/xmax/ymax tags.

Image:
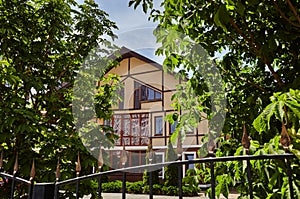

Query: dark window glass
<box><xmin>155</xmin><ymin>116</ymin><xmax>163</xmax><ymax>135</ymax></box>
<box><xmin>148</xmin><ymin>88</ymin><xmax>154</xmax><ymax>100</ymax></box>
<box><xmin>170</xmin><ymin>121</ymin><xmax>178</xmax><ymax>134</ymax></box>
<box><xmin>155</xmin><ymin>91</ymin><xmax>161</xmax><ymax>100</ymax></box>
<box><xmin>141</xmin><ymin>85</ymin><xmax>147</xmax><ymax>100</ymax></box>
<box><xmin>141</xmin><ymin>152</ymin><xmax>146</xmax><ymax>165</ymax></box>
<box><xmin>112</xmin><ymin>151</ymin><xmax>121</xmax><ymax>169</ymax></box>
<box><xmin>134</xmin><ymin>89</ymin><xmax>140</xmax><ymax>109</ymax></box>
<box><xmin>134</xmin><ymin>81</ymin><xmax>162</xmax><ymax>109</ymax></box>
<box><xmin>185</xmin><ymin>154</ymin><xmax>195</xmax><ymax>169</ymax></box>
<box><xmin>131</xmin><ymin>152</ymin><xmax>140</xmax><ymax>167</ymax></box>
<box><xmin>118</xmin><ymin>87</ymin><xmax>124</xmax><ymax>109</ymax></box>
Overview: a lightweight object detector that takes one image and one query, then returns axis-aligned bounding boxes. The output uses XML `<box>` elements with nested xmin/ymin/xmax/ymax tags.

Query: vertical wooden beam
<box><xmin>128</xmin><ymin>57</ymin><xmax>131</xmax><ymax>76</ymax></box>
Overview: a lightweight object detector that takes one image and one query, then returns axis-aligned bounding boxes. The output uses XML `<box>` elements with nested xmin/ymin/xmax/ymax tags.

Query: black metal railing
<box><xmin>54</xmin><ymin>153</ymin><xmax>296</xmax><ymax>199</ymax></box>
<box><xmin>0</xmin><ymin>152</ymin><xmax>296</xmax><ymax>199</ymax></box>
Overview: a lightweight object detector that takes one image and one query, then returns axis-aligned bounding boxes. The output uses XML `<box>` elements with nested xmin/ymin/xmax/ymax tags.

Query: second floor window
<box><xmin>134</xmin><ymin>81</ymin><xmax>162</xmax><ymax>109</ymax></box>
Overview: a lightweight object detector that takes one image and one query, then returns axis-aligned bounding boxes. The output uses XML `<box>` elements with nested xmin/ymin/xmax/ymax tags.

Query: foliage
<box><xmin>130</xmin><ymin>0</ymin><xmax>300</xmax><ymax>198</ymax></box>
<box><xmin>142</xmin><ymin>184</ymin><xmax>163</xmax><ymax>195</ymax></box>
<box><xmin>0</xmin><ymin>0</ymin><xmax>117</xmax><ymax>197</ymax></box>
<box><xmin>129</xmin><ymin>0</ymin><xmax>300</xmax><ymax>149</ymax></box>
<box><xmin>102</xmin><ymin>180</ymin><xmax>199</xmax><ymax>196</ymax></box>
<box><xmin>101</xmin><ymin>180</ymin><xmax>122</xmax><ymax>193</ymax></box>
<box><xmin>143</xmin><ymin>144</ymin><xmax>160</xmax><ymax>186</ymax></box>
<box><xmin>164</xmin><ymin>141</ymin><xmax>178</xmax><ymax>187</ymax></box>
<box><xmin>126</xmin><ymin>181</ymin><xmax>144</xmax><ymax>194</ymax></box>
<box><xmin>182</xmin><ymin>186</ymin><xmax>200</xmax><ymax>197</ymax></box>
<box><xmin>253</xmin><ymin>89</ymin><xmax>300</xmax><ymax>135</ymax></box>
<box><xmin>162</xmin><ymin>185</ymin><xmax>178</xmax><ymax>196</ymax></box>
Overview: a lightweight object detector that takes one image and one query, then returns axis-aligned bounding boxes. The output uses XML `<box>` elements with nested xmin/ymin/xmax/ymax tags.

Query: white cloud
<box><xmin>97</xmin><ymin>0</ymin><xmax>156</xmax><ymax>32</ymax></box>
<box><xmin>96</xmin><ymin>0</ymin><xmax>164</xmax><ymax>64</ymax></box>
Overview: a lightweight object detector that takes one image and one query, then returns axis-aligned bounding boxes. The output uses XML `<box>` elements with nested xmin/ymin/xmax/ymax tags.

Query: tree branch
<box><xmin>229</xmin><ymin>19</ymin><xmax>284</xmax><ymax>86</ymax></box>
<box><xmin>241</xmin><ymin>77</ymin><xmax>269</xmax><ymax>93</ymax></box>
<box><xmin>219</xmin><ymin>65</ymin><xmax>269</xmax><ymax>93</ymax></box>
<box><xmin>273</xmin><ymin>0</ymin><xmax>300</xmax><ymax>28</ymax></box>
<box><xmin>286</xmin><ymin>0</ymin><xmax>300</xmax><ymax>25</ymax></box>
<box><xmin>229</xmin><ymin>19</ymin><xmax>260</xmax><ymax>54</ymax></box>
<box><xmin>264</xmin><ymin>60</ymin><xmax>284</xmax><ymax>86</ymax></box>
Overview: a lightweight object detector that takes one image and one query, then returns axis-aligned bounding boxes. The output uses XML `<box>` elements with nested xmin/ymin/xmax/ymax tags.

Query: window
<box><xmin>134</xmin><ymin>81</ymin><xmax>162</xmax><ymax>109</ymax></box>
<box><xmin>155</xmin><ymin>116</ymin><xmax>163</xmax><ymax>135</ymax></box>
<box><xmin>155</xmin><ymin>153</ymin><xmax>164</xmax><ymax>179</ymax></box>
<box><xmin>112</xmin><ymin>113</ymin><xmax>149</xmax><ymax>146</ymax></box>
<box><xmin>118</xmin><ymin>87</ymin><xmax>124</xmax><ymax>109</ymax></box>
<box><xmin>111</xmin><ymin>151</ymin><xmax>121</xmax><ymax>169</ymax></box>
<box><xmin>183</xmin><ymin>153</ymin><xmax>196</xmax><ymax>177</ymax></box>
<box><xmin>131</xmin><ymin>152</ymin><xmax>140</xmax><ymax>167</ymax></box>
<box><xmin>109</xmin><ymin>150</ymin><xmax>147</xmax><ymax>171</ymax></box>
<box><xmin>141</xmin><ymin>85</ymin><xmax>161</xmax><ymax>101</ymax></box>
<box><xmin>169</xmin><ymin>120</ymin><xmax>178</xmax><ymax>134</ymax></box>
<box><xmin>184</xmin><ymin>154</ymin><xmax>195</xmax><ymax>170</ymax></box>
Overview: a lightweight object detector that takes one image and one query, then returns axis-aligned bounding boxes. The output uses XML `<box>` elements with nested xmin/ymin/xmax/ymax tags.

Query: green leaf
<box><xmin>253</xmin><ymin>102</ymin><xmax>278</xmax><ymax>133</ymax></box>
<box><xmin>289</xmin><ymin>146</ymin><xmax>300</xmax><ymax>159</ymax></box>
<box><xmin>286</xmin><ymin>101</ymin><xmax>300</xmax><ymax>119</ymax></box>
<box><xmin>214</xmin><ymin>5</ymin><xmax>231</xmax><ymax>31</ymax></box>
<box><xmin>274</xmin><ymin>100</ymin><xmax>285</xmax><ymax>121</ymax></box>
<box><xmin>236</xmin><ymin>1</ymin><xmax>245</xmax><ymax>16</ymax></box>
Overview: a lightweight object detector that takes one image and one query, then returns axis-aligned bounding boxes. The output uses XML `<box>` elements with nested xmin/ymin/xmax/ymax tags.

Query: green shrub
<box><xmin>101</xmin><ymin>180</ymin><xmax>199</xmax><ymax>197</ymax></box>
<box><xmin>182</xmin><ymin>186</ymin><xmax>200</xmax><ymax>196</ymax></box>
<box><xmin>126</xmin><ymin>181</ymin><xmax>144</xmax><ymax>194</ymax></box>
<box><xmin>101</xmin><ymin>180</ymin><xmax>122</xmax><ymax>193</ymax></box>
<box><xmin>162</xmin><ymin>185</ymin><xmax>178</xmax><ymax>196</ymax></box>
<box><xmin>153</xmin><ymin>184</ymin><xmax>163</xmax><ymax>195</ymax></box>
<box><xmin>143</xmin><ymin>184</ymin><xmax>163</xmax><ymax>194</ymax></box>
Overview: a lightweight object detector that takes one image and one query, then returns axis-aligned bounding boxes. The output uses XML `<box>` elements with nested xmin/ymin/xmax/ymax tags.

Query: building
<box><xmin>102</xmin><ymin>47</ymin><xmax>208</xmax><ymax>181</ymax></box>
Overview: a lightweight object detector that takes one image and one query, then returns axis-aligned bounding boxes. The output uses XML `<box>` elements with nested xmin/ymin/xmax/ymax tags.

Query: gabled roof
<box><xmin>107</xmin><ymin>46</ymin><xmax>188</xmax><ymax>81</ymax></box>
<box><xmin>107</xmin><ymin>46</ymin><xmax>162</xmax><ymax>72</ymax></box>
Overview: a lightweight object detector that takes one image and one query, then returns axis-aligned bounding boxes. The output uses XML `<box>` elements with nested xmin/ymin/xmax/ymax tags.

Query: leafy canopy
<box><xmin>130</xmin><ymin>0</ymin><xmax>300</xmax><ymax>198</ymax></box>
<box><xmin>0</xmin><ymin>0</ymin><xmax>117</xmax><ymax>197</ymax></box>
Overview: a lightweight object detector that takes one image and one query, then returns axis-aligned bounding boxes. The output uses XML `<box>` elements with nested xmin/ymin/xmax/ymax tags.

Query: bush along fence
<box><xmin>0</xmin><ymin>132</ymin><xmax>298</xmax><ymax>199</ymax></box>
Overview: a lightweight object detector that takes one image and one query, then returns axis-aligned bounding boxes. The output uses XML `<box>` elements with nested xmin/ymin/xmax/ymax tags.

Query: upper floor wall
<box><xmin>106</xmin><ymin>47</ymin><xmax>181</xmax><ymax>112</ymax></box>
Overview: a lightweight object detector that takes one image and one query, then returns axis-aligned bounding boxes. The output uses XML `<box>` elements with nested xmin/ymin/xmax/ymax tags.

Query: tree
<box><xmin>129</xmin><ymin>0</ymin><xmax>300</xmax><ymax>143</ymax></box>
<box><xmin>142</xmin><ymin>143</ymin><xmax>160</xmax><ymax>188</ymax></box>
<box><xmin>164</xmin><ymin>141</ymin><xmax>178</xmax><ymax>187</ymax></box>
<box><xmin>129</xmin><ymin>0</ymin><xmax>300</xmax><ymax>197</ymax></box>
<box><xmin>0</xmin><ymin>0</ymin><xmax>117</xmax><ymax>197</ymax></box>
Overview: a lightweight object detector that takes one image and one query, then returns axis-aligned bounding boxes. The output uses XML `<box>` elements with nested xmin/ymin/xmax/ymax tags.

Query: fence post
<box><xmin>121</xmin><ymin>144</ymin><xmax>128</xmax><ymax>199</ymax></box>
<box><xmin>177</xmin><ymin>164</ymin><xmax>183</xmax><ymax>199</ymax></box>
<box><xmin>209</xmin><ymin>158</ymin><xmax>215</xmax><ymax>199</ymax></box>
<box><xmin>10</xmin><ymin>153</ymin><xmax>18</xmax><ymax>199</ymax></box>
<box><xmin>28</xmin><ymin>159</ymin><xmax>35</xmax><ymax>199</ymax></box>
<box><xmin>286</xmin><ymin>158</ymin><xmax>294</xmax><ymax>199</ymax></box>
<box><xmin>122</xmin><ymin>171</ymin><xmax>126</xmax><ymax>199</ymax></box>
<box><xmin>280</xmin><ymin>123</ymin><xmax>294</xmax><ymax>199</ymax></box>
<box><xmin>242</xmin><ymin>125</ymin><xmax>253</xmax><ymax>199</ymax></box>
<box><xmin>149</xmin><ymin>170</ymin><xmax>153</xmax><ymax>199</ymax></box>
<box><xmin>75</xmin><ymin>152</ymin><xmax>81</xmax><ymax>199</ymax></box>
<box><xmin>98</xmin><ymin>147</ymin><xmax>103</xmax><ymax>199</ymax></box>
<box><xmin>208</xmin><ymin>134</ymin><xmax>215</xmax><ymax>199</ymax></box>
<box><xmin>54</xmin><ymin>158</ymin><xmax>60</xmax><ymax>199</ymax></box>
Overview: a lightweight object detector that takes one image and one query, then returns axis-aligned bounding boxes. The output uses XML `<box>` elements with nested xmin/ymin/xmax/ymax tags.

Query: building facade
<box><xmin>102</xmin><ymin>47</ymin><xmax>208</xmax><ymax>180</ymax></box>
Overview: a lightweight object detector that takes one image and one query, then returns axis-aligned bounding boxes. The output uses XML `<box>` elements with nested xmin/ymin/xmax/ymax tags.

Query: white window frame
<box><xmin>155</xmin><ymin>152</ymin><xmax>165</xmax><ymax>179</ymax></box>
<box><xmin>154</xmin><ymin>116</ymin><xmax>163</xmax><ymax>135</ymax></box>
<box><xmin>182</xmin><ymin>152</ymin><xmax>196</xmax><ymax>177</ymax></box>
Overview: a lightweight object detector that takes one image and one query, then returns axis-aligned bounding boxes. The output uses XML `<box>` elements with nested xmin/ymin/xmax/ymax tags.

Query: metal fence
<box><xmin>0</xmin><ymin>151</ymin><xmax>296</xmax><ymax>199</ymax></box>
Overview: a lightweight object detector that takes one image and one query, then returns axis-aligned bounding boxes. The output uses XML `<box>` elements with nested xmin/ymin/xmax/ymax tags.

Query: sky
<box><xmin>96</xmin><ymin>0</ymin><xmax>164</xmax><ymax>64</ymax></box>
